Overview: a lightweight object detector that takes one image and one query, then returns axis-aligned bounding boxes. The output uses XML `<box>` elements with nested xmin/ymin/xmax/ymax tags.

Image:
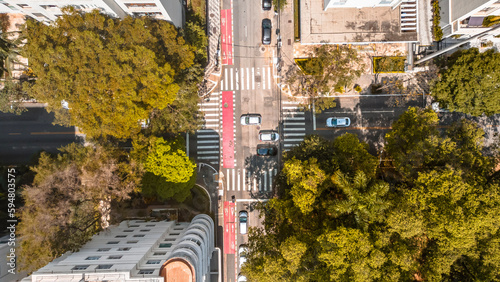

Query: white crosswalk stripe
<box><xmin>220</xmin><ymin>67</ymin><xmax>273</xmax><ymax>91</ymax></box>
<box><xmin>224</xmin><ymin>168</ymin><xmax>278</xmax><ymax>192</ymax></box>
<box><xmin>196</xmin><ymin>92</ymin><xmax>221</xmax><ymax>166</ymax></box>
<box><xmin>282</xmin><ymin>101</ymin><xmax>307</xmax><ymax>151</ymax></box>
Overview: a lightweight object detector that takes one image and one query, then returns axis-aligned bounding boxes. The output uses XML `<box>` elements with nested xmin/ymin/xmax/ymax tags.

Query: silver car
<box><xmin>239</xmin><ymin>211</ymin><xmax>248</xmax><ymax>234</ymax></box>
<box><xmin>326</xmin><ymin>117</ymin><xmax>351</xmax><ymax>127</ymax></box>
<box><xmin>259</xmin><ymin>130</ymin><xmax>279</xmax><ymax>141</ymax></box>
<box><xmin>240</xmin><ymin>114</ymin><xmax>262</xmax><ymax>125</ymax></box>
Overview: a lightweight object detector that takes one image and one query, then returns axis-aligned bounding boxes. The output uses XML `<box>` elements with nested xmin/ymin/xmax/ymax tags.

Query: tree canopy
<box><xmin>431</xmin><ymin>48</ymin><xmax>500</xmax><ymax>116</ymax></box>
<box><xmin>243</xmin><ymin>111</ymin><xmax>500</xmax><ymax>281</ymax></box>
<box><xmin>22</xmin><ymin>7</ymin><xmax>197</xmax><ymax>139</ymax></box>
<box><xmin>17</xmin><ymin>143</ymin><xmax>138</xmax><ymax>273</ymax></box>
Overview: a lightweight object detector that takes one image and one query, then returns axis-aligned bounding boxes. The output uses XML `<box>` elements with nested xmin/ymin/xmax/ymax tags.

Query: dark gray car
<box><xmin>262</xmin><ymin>19</ymin><xmax>271</xmax><ymax>45</ymax></box>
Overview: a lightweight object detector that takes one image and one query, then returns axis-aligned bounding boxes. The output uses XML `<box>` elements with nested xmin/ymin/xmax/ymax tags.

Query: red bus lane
<box><xmin>221</xmin><ymin>9</ymin><xmax>233</xmax><ymax>65</ymax></box>
<box><xmin>223</xmin><ymin>201</ymin><xmax>236</xmax><ymax>254</ymax></box>
<box><xmin>222</xmin><ymin>91</ymin><xmax>234</xmax><ymax>168</ymax></box>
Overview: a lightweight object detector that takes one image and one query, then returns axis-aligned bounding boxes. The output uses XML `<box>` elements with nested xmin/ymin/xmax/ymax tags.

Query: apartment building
<box><xmin>439</xmin><ymin>0</ymin><xmax>500</xmax><ymax>38</ymax></box>
<box><xmin>22</xmin><ymin>214</ymin><xmax>216</xmax><ymax>282</ymax></box>
<box><xmin>324</xmin><ymin>0</ymin><xmax>403</xmax><ymax>10</ymax></box>
<box><xmin>0</xmin><ymin>0</ymin><xmax>184</xmax><ymax>27</ymax></box>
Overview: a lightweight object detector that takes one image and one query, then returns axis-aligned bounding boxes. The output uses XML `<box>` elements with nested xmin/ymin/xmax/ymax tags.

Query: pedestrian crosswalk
<box><xmin>282</xmin><ymin>100</ymin><xmax>306</xmax><ymax>151</ymax></box>
<box><xmin>223</xmin><ymin>168</ymin><xmax>278</xmax><ymax>192</ymax></box>
<box><xmin>220</xmin><ymin>66</ymin><xmax>273</xmax><ymax>91</ymax></box>
<box><xmin>196</xmin><ymin>92</ymin><xmax>221</xmax><ymax>166</ymax></box>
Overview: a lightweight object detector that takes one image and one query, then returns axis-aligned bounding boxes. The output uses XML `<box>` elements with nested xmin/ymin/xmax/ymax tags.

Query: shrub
<box><xmin>354</xmin><ymin>85</ymin><xmax>362</xmax><ymax>92</ymax></box>
<box><xmin>432</xmin><ymin>0</ymin><xmax>443</xmax><ymax>41</ymax></box>
<box><xmin>373</xmin><ymin>57</ymin><xmax>406</xmax><ymax>73</ymax></box>
<box><xmin>294</xmin><ymin>0</ymin><xmax>300</xmax><ymax>41</ymax></box>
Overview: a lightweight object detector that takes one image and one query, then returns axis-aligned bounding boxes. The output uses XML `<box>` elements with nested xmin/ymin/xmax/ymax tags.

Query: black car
<box><xmin>262</xmin><ymin>19</ymin><xmax>272</xmax><ymax>45</ymax></box>
<box><xmin>257</xmin><ymin>145</ymin><xmax>277</xmax><ymax>156</ymax></box>
<box><xmin>262</xmin><ymin>0</ymin><xmax>272</xmax><ymax>11</ymax></box>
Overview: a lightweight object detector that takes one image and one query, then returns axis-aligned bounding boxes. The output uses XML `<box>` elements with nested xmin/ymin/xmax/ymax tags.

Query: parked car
<box><xmin>326</xmin><ymin>117</ymin><xmax>351</xmax><ymax>127</ymax></box>
<box><xmin>259</xmin><ymin>130</ymin><xmax>279</xmax><ymax>141</ymax></box>
<box><xmin>262</xmin><ymin>0</ymin><xmax>272</xmax><ymax>10</ymax></box>
<box><xmin>257</xmin><ymin>144</ymin><xmax>277</xmax><ymax>156</ymax></box>
<box><xmin>239</xmin><ymin>245</ymin><xmax>248</xmax><ymax>268</ymax></box>
<box><xmin>237</xmin><ymin>274</ymin><xmax>247</xmax><ymax>282</ymax></box>
<box><xmin>239</xmin><ymin>211</ymin><xmax>248</xmax><ymax>234</ymax></box>
<box><xmin>262</xmin><ymin>19</ymin><xmax>272</xmax><ymax>45</ymax></box>
<box><xmin>240</xmin><ymin>114</ymin><xmax>262</xmax><ymax>125</ymax></box>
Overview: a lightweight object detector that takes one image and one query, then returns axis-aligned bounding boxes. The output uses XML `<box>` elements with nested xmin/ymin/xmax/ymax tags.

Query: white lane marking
<box><xmin>204</xmin><ymin>113</ymin><xmax>219</xmax><ymax>116</ymax></box>
<box><xmin>264</xmin><ymin>172</ymin><xmax>267</xmax><ymax>191</ymax></box>
<box><xmin>197</xmin><ymin>140</ymin><xmax>220</xmax><ymax>144</ymax></box>
<box><xmin>201</xmin><ymin>108</ymin><xmax>220</xmax><ymax>112</ymax></box>
<box><xmin>198</xmin><ymin>156</ymin><xmax>219</xmax><ymax>159</ymax></box>
<box><xmin>283</xmin><ymin>133</ymin><xmax>306</xmax><ymax>136</ymax></box>
<box><xmin>284</xmin><ymin>138</ymin><xmax>305</xmax><ymax>142</ymax></box>
<box><xmin>197</xmin><ymin>145</ymin><xmax>219</xmax><ymax>149</ymax></box>
<box><xmin>283</xmin><ymin>111</ymin><xmax>305</xmax><ymax>115</ymax></box>
<box><xmin>283</xmin><ymin>122</ymin><xmax>306</xmax><ymax>126</ymax></box>
<box><xmin>205</xmin><ymin>118</ymin><xmax>219</xmax><ymax>122</ymax></box>
<box><xmin>258</xmin><ymin>177</ymin><xmax>262</xmax><ymax>191</ymax></box>
<box><xmin>247</xmin><ymin>67</ymin><xmax>250</xmax><ymax>90</ymax></box>
<box><xmin>235</xmin><ymin>68</ymin><xmax>239</xmax><ymax>91</ymax></box>
<box><xmin>282</xmin><ymin>101</ymin><xmax>302</xmax><ymax>104</ymax></box>
<box><xmin>267</xmin><ymin>67</ymin><xmax>271</xmax><ymax>89</ymax></box>
<box><xmin>230</xmin><ymin>68</ymin><xmax>234</xmax><ymax>90</ymax></box>
<box><xmin>198</xmin><ymin>103</ymin><xmax>219</xmax><ymax>106</ymax></box>
<box><xmin>274</xmin><ymin>169</ymin><xmax>277</xmax><ymax>176</ymax></box>
<box><xmin>243</xmin><ymin>168</ymin><xmax>246</xmax><ymax>192</ymax></box>
<box><xmin>253</xmin><ymin>177</ymin><xmax>257</xmax><ymax>192</ymax></box>
<box><xmin>282</xmin><ymin>106</ymin><xmax>303</xmax><ymax>110</ymax></box>
<box><xmin>198</xmin><ymin>151</ymin><xmax>220</xmax><ymax>154</ymax></box>
<box><xmin>197</xmin><ymin>135</ymin><xmax>220</xmax><ymax>138</ymax></box>
<box><xmin>237</xmin><ymin>169</ymin><xmax>241</xmax><ymax>191</ymax></box>
<box><xmin>284</xmin><ymin>143</ymin><xmax>299</xmax><ymax>147</ymax></box>
<box><xmin>262</xmin><ymin>68</ymin><xmax>266</xmax><ymax>90</ymax></box>
<box><xmin>283</xmin><ymin>128</ymin><xmax>306</xmax><ymax>131</ymax></box>
<box><xmin>232</xmin><ymin>168</ymin><xmax>235</xmax><ymax>191</ymax></box>
<box><xmin>240</xmin><ymin>68</ymin><xmax>244</xmax><ymax>90</ymax></box>
<box><xmin>252</xmin><ymin>67</ymin><xmax>255</xmax><ymax>90</ymax></box>
<box><xmin>225</xmin><ymin>69</ymin><xmax>228</xmax><ymax>90</ymax></box>
<box><xmin>227</xmin><ymin>169</ymin><xmax>230</xmax><ymax>191</ymax></box>
<box><xmin>269</xmin><ymin>169</ymin><xmax>273</xmax><ymax>190</ymax></box>
<box><xmin>283</xmin><ymin>117</ymin><xmax>305</xmax><ymax>121</ymax></box>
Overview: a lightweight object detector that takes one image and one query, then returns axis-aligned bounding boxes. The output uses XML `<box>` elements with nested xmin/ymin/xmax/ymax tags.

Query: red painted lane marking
<box><xmin>227</xmin><ymin>10</ymin><xmax>233</xmax><ymax>65</ymax></box>
<box><xmin>223</xmin><ymin>201</ymin><xmax>236</xmax><ymax>254</ymax></box>
<box><xmin>221</xmin><ymin>10</ymin><xmax>227</xmax><ymax>65</ymax></box>
<box><xmin>222</xmin><ymin>91</ymin><xmax>234</xmax><ymax>168</ymax></box>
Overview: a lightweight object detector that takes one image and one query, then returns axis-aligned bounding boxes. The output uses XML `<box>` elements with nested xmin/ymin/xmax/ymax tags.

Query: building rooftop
<box><xmin>300</xmin><ymin>0</ymin><xmax>418</xmax><ymax>44</ymax></box>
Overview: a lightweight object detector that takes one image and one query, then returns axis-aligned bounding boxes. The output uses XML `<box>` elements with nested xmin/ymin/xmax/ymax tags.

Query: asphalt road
<box><xmin>0</xmin><ymin>108</ymin><xmax>77</xmax><ymax>165</ymax></box>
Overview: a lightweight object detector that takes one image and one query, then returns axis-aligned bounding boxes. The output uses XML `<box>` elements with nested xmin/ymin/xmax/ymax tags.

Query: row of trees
<box><xmin>242</xmin><ymin>107</ymin><xmax>500</xmax><ymax>281</ymax></box>
<box><xmin>12</xmin><ymin>7</ymin><xmax>208</xmax><ymax>272</ymax></box>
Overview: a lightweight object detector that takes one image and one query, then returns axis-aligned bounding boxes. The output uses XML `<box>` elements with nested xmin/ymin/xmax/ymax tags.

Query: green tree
<box><xmin>22</xmin><ymin>7</ymin><xmax>196</xmax><ymax>139</ymax></box>
<box><xmin>0</xmin><ymin>80</ymin><xmax>30</xmax><ymax>114</ymax></box>
<box><xmin>431</xmin><ymin>48</ymin><xmax>500</xmax><ymax>116</ymax></box>
<box><xmin>17</xmin><ymin>143</ymin><xmax>137</xmax><ymax>273</ymax></box>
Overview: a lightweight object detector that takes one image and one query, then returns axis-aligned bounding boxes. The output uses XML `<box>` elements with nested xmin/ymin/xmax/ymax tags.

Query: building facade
<box><xmin>0</xmin><ymin>0</ymin><xmax>184</xmax><ymax>27</ymax></box>
<box><xmin>324</xmin><ymin>0</ymin><xmax>403</xmax><ymax>10</ymax></box>
<box><xmin>439</xmin><ymin>0</ymin><xmax>500</xmax><ymax>38</ymax></box>
<box><xmin>22</xmin><ymin>214</ymin><xmax>215</xmax><ymax>282</ymax></box>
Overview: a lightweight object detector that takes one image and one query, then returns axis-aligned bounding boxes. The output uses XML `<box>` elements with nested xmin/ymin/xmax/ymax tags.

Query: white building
<box><xmin>0</xmin><ymin>0</ymin><xmax>184</xmax><ymax>27</ymax></box>
<box><xmin>324</xmin><ymin>0</ymin><xmax>403</xmax><ymax>10</ymax></box>
<box><xmin>22</xmin><ymin>214</ymin><xmax>215</xmax><ymax>282</ymax></box>
<box><xmin>439</xmin><ymin>0</ymin><xmax>500</xmax><ymax>38</ymax></box>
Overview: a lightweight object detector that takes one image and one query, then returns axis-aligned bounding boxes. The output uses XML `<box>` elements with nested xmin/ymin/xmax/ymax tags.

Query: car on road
<box><xmin>239</xmin><ymin>211</ymin><xmax>248</xmax><ymax>234</ymax></box>
<box><xmin>262</xmin><ymin>19</ymin><xmax>272</xmax><ymax>45</ymax></box>
<box><xmin>262</xmin><ymin>0</ymin><xmax>272</xmax><ymax>10</ymax></box>
<box><xmin>257</xmin><ymin>144</ymin><xmax>277</xmax><ymax>156</ymax></box>
<box><xmin>326</xmin><ymin>117</ymin><xmax>351</xmax><ymax>127</ymax></box>
<box><xmin>259</xmin><ymin>130</ymin><xmax>279</xmax><ymax>142</ymax></box>
<box><xmin>239</xmin><ymin>245</ymin><xmax>248</xmax><ymax>268</ymax></box>
<box><xmin>240</xmin><ymin>114</ymin><xmax>262</xmax><ymax>125</ymax></box>
<box><xmin>237</xmin><ymin>274</ymin><xmax>247</xmax><ymax>282</ymax></box>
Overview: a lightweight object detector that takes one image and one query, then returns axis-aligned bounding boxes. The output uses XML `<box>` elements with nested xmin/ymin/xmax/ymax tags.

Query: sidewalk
<box><xmin>199</xmin><ymin>0</ymin><xmax>222</xmax><ymax>97</ymax></box>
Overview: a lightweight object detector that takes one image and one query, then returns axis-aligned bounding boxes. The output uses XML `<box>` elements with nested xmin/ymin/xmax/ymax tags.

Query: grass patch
<box><xmin>295</xmin><ymin>58</ymin><xmax>322</xmax><ymax>75</ymax></box>
<box><xmin>294</xmin><ymin>0</ymin><xmax>300</xmax><ymax>42</ymax></box>
<box><xmin>373</xmin><ymin>56</ymin><xmax>406</xmax><ymax>73</ymax></box>
<box><xmin>189</xmin><ymin>0</ymin><xmax>206</xmax><ymax>21</ymax></box>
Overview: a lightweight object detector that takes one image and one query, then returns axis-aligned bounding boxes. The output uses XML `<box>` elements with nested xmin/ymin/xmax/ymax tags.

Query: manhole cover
<box><xmin>224</xmin><ymin>102</ymin><xmax>229</xmax><ymax>108</ymax></box>
<box><xmin>261</xmin><ymin>47</ymin><xmax>266</xmax><ymax>52</ymax></box>
<box><xmin>210</xmin><ymin>13</ymin><xmax>215</xmax><ymax>18</ymax></box>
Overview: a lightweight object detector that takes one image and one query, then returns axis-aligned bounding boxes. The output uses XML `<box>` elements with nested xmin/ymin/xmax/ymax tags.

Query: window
<box><xmin>85</xmin><ymin>256</ymin><xmax>101</xmax><ymax>260</ymax></box>
<box><xmin>139</xmin><ymin>229</ymin><xmax>150</xmax><ymax>232</ymax></box>
<box><xmin>129</xmin><ymin>225</ymin><xmax>140</xmax><ymax>227</ymax></box>
<box><xmin>97</xmin><ymin>248</ymin><xmax>111</xmax><ymax>252</ymax></box>
<box><xmin>164</xmin><ymin>238</ymin><xmax>175</xmax><ymax>241</ymax></box>
<box><xmin>170</xmin><ymin>233</ymin><xmax>180</xmax><ymax>236</ymax></box>
<box><xmin>174</xmin><ymin>227</ymin><xmax>183</xmax><ymax>230</ymax></box>
<box><xmin>133</xmin><ymin>234</ymin><xmax>145</xmax><ymax>238</ymax></box>
<box><xmin>72</xmin><ymin>265</ymin><xmax>89</xmax><ymax>270</ymax></box>
<box><xmin>124</xmin><ymin>230</ymin><xmax>133</xmax><ymax>232</ymax></box>
<box><xmin>159</xmin><ymin>243</ymin><xmax>172</xmax><ymax>248</ymax></box>
<box><xmin>146</xmin><ymin>224</ymin><xmax>155</xmax><ymax>227</ymax></box>
<box><xmin>96</xmin><ymin>264</ymin><xmax>113</xmax><ymax>270</ymax></box>
<box><xmin>146</xmin><ymin>260</ymin><xmax>161</xmax><ymax>264</ymax></box>
<box><xmin>118</xmin><ymin>247</ymin><xmax>131</xmax><ymax>251</ymax></box>
<box><xmin>127</xmin><ymin>241</ymin><xmax>138</xmax><ymax>244</ymax></box>
<box><xmin>17</xmin><ymin>4</ymin><xmax>29</xmax><ymax>8</ymax></box>
<box><xmin>115</xmin><ymin>235</ymin><xmax>127</xmax><ymax>238</ymax></box>
<box><xmin>108</xmin><ymin>255</ymin><xmax>122</xmax><ymax>259</ymax></box>
<box><xmin>153</xmin><ymin>252</ymin><xmax>166</xmax><ymax>256</ymax></box>
<box><xmin>107</xmin><ymin>241</ymin><xmax>119</xmax><ymax>245</ymax></box>
<box><xmin>138</xmin><ymin>269</ymin><xmax>155</xmax><ymax>275</ymax></box>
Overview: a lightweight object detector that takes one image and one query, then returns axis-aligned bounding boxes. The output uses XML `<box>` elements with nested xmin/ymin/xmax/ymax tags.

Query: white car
<box><xmin>326</xmin><ymin>117</ymin><xmax>351</xmax><ymax>127</ymax></box>
<box><xmin>239</xmin><ymin>211</ymin><xmax>248</xmax><ymax>234</ymax></box>
<box><xmin>238</xmin><ymin>245</ymin><xmax>248</xmax><ymax>268</ymax></box>
<box><xmin>237</xmin><ymin>274</ymin><xmax>247</xmax><ymax>282</ymax></box>
<box><xmin>240</xmin><ymin>114</ymin><xmax>262</xmax><ymax>125</ymax></box>
<box><xmin>259</xmin><ymin>130</ymin><xmax>279</xmax><ymax>141</ymax></box>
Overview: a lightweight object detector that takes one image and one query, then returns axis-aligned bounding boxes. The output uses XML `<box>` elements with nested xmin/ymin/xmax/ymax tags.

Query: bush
<box><xmin>294</xmin><ymin>0</ymin><xmax>300</xmax><ymax>41</ymax></box>
<box><xmin>354</xmin><ymin>85</ymin><xmax>362</xmax><ymax>92</ymax></box>
<box><xmin>334</xmin><ymin>86</ymin><xmax>345</xmax><ymax>93</ymax></box>
<box><xmin>482</xmin><ymin>15</ymin><xmax>500</xmax><ymax>27</ymax></box>
<box><xmin>295</xmin><ymin>58</ymin><xmax>323</xmax><ymax>75</ymax></box>
<box><xmin>373</xmin><ymin>57</ymin><xmax>406</xmax><ymax>73</ymax></box>
<box><xmin>432</xmin><ymin>0</ymin><xmax>443</xmax><ymax>41</ymax></box>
